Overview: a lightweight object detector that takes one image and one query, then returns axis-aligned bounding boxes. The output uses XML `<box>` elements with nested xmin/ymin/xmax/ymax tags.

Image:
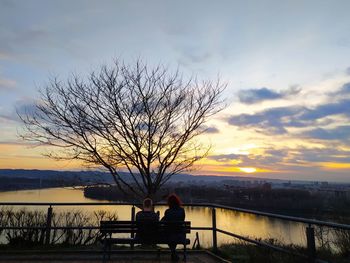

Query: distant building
<box><xmin>321</xmin><ymin>182</ymin><xmax>329</xmax><ymax>187</ymax></box>
<box><xmin>282</xmin><ymin>181</ymin><xmax>291</xmax><ymax>188</ymax></box>
<box><xmin>262</xmin><ymin>183</ymin><xmax>272</xmax><ymax>191</ymax></box>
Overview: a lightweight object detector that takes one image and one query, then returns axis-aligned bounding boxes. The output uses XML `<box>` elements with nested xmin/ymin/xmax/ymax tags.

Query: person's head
<box><xmin>167</xmin><ymin>194</ymin><xmax>182</xmax><ymax>209</ymax></box>
<box><xmin>143</xmin><ymin>198</ymin><xmax>153</xmax><ymax>211</ymax></box>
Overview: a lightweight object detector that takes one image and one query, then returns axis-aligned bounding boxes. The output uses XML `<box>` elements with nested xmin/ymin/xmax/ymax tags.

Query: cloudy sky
<box><xmin>1</xmin><ymin>0</ymin><xmax>350</xmax><ymax>182</ymax></box>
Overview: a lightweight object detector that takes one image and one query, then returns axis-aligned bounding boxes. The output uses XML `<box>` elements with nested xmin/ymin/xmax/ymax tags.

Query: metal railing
<box><xmin>0</xmin><ymin>201</ymin><xmax>348</xmax><ymax>263</ymax></box>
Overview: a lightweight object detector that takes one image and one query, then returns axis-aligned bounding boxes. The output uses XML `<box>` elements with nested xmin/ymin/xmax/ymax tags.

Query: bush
<box><xmin>0</xmin><ymin>207</ymin><xmax>118</xmax><ymax>247</ymax></box>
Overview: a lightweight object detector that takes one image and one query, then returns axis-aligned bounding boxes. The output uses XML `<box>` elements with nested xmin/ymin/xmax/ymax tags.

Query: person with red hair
<box><xmin>161</xmin><ymin>194</ymin><xmax>185</xmax><ymax>261</ymax></box>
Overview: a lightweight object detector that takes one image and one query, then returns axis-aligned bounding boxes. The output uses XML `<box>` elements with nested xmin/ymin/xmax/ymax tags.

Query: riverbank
<box><xmin>0</xmin><ymin>176</ymin><xmax>85</xmax><ymax>192</ymax></box>
<box><xmin>84</xmin><ymin>185</ymin><xmax>350</xmax><ymax>222</ymax></box>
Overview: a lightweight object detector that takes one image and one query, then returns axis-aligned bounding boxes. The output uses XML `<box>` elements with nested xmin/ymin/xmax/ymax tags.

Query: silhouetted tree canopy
<box><xmin>20</xmin><ymin>60</ymin><xmax>225</xmax><ymax>198</ymax></box>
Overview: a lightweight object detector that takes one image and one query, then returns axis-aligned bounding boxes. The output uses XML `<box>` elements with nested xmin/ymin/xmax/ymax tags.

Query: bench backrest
<box><xmin>100</xmin><ymin>220</ymin><xmax>191</xmax><ymax>235</ymax></box>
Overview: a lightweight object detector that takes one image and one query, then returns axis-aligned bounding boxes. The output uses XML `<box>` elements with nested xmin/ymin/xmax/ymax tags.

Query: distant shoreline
<box><xmin>0</xmin><ymin>175</ymin><xmax>85</xmax><ymax>193</ymax></box>
<box><xmin>0</xmin><ymin>185</ymin><xmax>84</xmax><ymax>193</ymax></box>
<box><xmin>83</xmin><ymin>185</ymin><xmax>350</xmax><ymax>222</ymax></box>
<box><xmin>1</xmin><ymin>168</ymin><xmax>350</xmax><ymax>184</ymax></box>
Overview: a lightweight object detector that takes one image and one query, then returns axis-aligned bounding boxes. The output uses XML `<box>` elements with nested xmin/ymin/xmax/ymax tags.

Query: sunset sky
<box><xmin>1</xmin><ymin>0</ymin><xmax>350</xmax><ymax>182</ymax></box>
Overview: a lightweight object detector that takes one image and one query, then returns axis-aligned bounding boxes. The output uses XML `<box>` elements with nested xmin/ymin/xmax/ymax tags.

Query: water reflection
<box><xmin>0</xmin><ymin>187</ymin><xmax>308</xmax><ymax>248</ymax></box>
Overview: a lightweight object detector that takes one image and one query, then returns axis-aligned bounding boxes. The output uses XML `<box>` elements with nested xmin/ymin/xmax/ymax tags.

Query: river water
<box><xmin>0</xmin><ymin>187</ymin><xmax>309</xmax><ymax>248</ymax></box>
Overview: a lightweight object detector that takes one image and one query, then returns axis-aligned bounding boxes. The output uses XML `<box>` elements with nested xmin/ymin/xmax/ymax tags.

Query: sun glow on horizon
<box><xmin>239</xmin><ymin>167</ymin><xmax>257</xmax><ymax>173</ymax></box>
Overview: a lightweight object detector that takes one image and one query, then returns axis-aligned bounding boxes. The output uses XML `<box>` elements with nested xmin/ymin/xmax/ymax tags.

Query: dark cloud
<box><xmin>335</xmin><ymin>82</ymin><xmax>350</xmax><ymax>95</ymax></box>
<box><xmin>176</xmin><ymin>46</ymin><xmax>212</xmax><ymax>66</ymax></box>
<box><xmin>296</xmin><ymin>147</ymin><xmax>350</xmax><ymax>163</ymax></box>
<box><xmin>207</xmin><ymin>150</ymin><xmax>286</xmax><ymax>168</ymax></box>
<box><xmin>328</xmin><ymin>82</ymin><xmax>350</xmax><ymax>99</ymax></box>
<box><xmin>207</xmin><ymin>153</ymin><xmax>243</xmax><ymax>162</ymax></box>
<box><xmin>346</xmin><ymin>67</ymin><xmax>350</xmax><ymax>75</ymax></box>
<box><xmin>302</xmin><ymin>126</ymin><xmax>350</xmax><ymax>141</ymax></box>
<box><xmin>15</xmin><ymin>101</ymin><xmax>39</xmax><ymax>120</ymax></box>
<box><xmin>203</xmin><ymin>126</ymin><xmax>220</xmax><ymax>134</ymax></box>
<box><xmin>207</xmin><ymin>146</ymin><xmax>350</xmax><ymax>171</ymax></box>
<box><xmin>238</xmin><ymin>87</ymin><xmax>281</xmax><ymax>104</ymax></box>
<box><xmin>229</xmin><ymin>81</ymin><xmax>350</xmax><ymax>136</ymax></box>
<box><xmin>0</xmin><ymin>100</ymin><xmax>39</xmax><ymax>123</ymax></box>
<box><xmin>299</xmin><ymin>99</ymin><xmax>350</xmax><ymax>120</ymax></box>
<box><xmin>238</xmin><ymin>86</ymin><xmax>300</xmax><ymax>104</ymax></box>
<box><xmin>228</xmin><ymin>106</ymin><xmax>306</xmax><ymax>135</ymax></box>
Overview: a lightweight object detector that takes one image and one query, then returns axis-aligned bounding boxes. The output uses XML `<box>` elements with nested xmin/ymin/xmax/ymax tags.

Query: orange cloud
<box><xmin>0</xmin><ymin>143</ymin><xmax>81</xmax><ymax>169</ymax></box>
<box><xmin>320</xmin><ymin>162</ymin><xmax>350</xmax><ymax>169</ymax></box>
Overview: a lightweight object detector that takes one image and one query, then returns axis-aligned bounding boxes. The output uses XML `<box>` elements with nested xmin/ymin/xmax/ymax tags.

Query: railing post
<box><xmin>45</xmin><ymin>205</ymin><xmax>53</xmax><ymax>245</ymax></box>
<box><xmin>131</xmin><ymin>205</ymin><xmax>135</xmax><ymax>226</ymax></box>
<box><xmin>306</xmin><ymin>224</ymin><xmax>316</xmax><ymax>263</ymax></box>
<box><xmin>212</xmin><ymin>207</ymin><xmax>218</xmax><ymax>252</ymax></box>
<box><xmin>131</xmin><ymin>205</ymin><xmax>136</xmax><ymax>249</ymax></box>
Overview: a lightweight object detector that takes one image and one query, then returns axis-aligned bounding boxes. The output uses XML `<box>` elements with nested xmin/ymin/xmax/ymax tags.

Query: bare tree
<box><xmin>20</xmin><ymin>60</ymin><xmax>225</xmax><ymax>198</ymax></box>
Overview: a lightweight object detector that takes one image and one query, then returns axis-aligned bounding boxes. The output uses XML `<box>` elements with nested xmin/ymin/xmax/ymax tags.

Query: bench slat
<box><xmin>104</xmin><ymin>238</ymin><xmax>191</xmax><ymax>245</ymax></box>
<box><xmin>100</xmin><ymin>220</ymin><xmax>191</xmax><ymax>261</ymax></box>
<box><xmin>100</xmin><ymin>221</ymin><xmax>191</xmax><ymax>233</ymax></box>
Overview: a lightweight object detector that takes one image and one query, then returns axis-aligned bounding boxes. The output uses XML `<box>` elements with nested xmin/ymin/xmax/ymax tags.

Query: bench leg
<box><xmin>108</xmin><ymin>243</ymin><xmax>112</xmax><ymax>260</ymax></box>
<box><xmin>183</xmin><ymin>244</ymin><xmax>187</xmax><ymax>262</ymax></box>
<box><xmin>103</xmin><ymin>239</ymin><xmax>107</xmax><ymax>263</ymax></box>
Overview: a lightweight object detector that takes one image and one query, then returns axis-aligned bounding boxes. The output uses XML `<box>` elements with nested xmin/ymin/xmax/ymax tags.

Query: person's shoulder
<box><xmin>135</xmin><ymin>211</ymin><xmax>143</xmax><ymax>221</ymax></box>
<box><xmin>136</xmin><ymin>210</ymin><xmax>145</xmax><ymax>217</ymax></box>
<box><xmin>164</xmin><ymin>208</ymin><xmax>171</xmax><ymax>215</ymax></box>
<box><xmin>144</xmin><ymin>211</ymin><xmax>159</xmax><ymax>218</ymax></box>
<box><xmin>136</xmin><ymin>211</ymin><xmax>159</xmax><ymax>221</ymax></box>
<box><xmin>148</xmin><ymin>211</ymin><xmax>158</xmax><ymax>216</ymax></box>
<box><xmin>177</xmin><ymin>207</ymin><xmax>185</xmax><ymax>217</ymax></box>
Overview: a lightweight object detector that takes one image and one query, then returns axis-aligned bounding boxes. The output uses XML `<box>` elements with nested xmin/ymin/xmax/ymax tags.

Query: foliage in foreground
<box><xmin>217</xmin><ymin>238</ymin><xmax>350</xmax><ymax>263</ymax></box>
<box><xmin>0</xmin><ymin>207</ymin><xmax>117</xmax><ymax>247</ymax></box>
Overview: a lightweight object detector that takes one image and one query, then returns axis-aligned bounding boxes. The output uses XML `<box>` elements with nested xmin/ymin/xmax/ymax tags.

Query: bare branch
<box><xmin>19</xmin><ymin>59</ymin><xmax>226</xmax><ymax>198</ymax></box>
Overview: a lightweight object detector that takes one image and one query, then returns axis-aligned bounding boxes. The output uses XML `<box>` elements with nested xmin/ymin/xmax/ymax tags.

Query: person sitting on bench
<box><xmin>135</xmin><ymin>198</ymin><xmax>159</xmax><ymax>243</ymax></box>
<box><xmin>136</xmin><ymin>198</ymin><xmax>159</xmax><ymax>222</ymax></box>
<box><xmin>161</xmin><ymin>194</ymin><xmax>185</xmax><ymax>261</ymax></box>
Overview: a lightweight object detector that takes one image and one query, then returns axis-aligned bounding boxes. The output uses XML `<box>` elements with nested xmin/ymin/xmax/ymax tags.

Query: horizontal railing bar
<box><xmin>0</xmin><ymin>202</ymin><xmax>140</xmax><ymax>206</ymax></box>
<box><xmin>199</xmin><ymin>203</ymin><xmax>350</xmax><ymax>230</ymax></box>
<box><xmin>216</xmin><ymin>228</ymin><xmax>307</xmax><ymax>259</ymax></box>
<box><xmin>0</xmin><ymin>226</ymin><xmax>100</xmax><ymax>230</ymax></box>
<box><xmin>0</xmin><ymin>226</ymin><xmax>211</xmax><ymax>231</ymax></box>
<box><xmin>0</xmin><ymin>202</ymin><xmax>349</xmax><ymax>230</ymax></box>
<box><xmin>190</xmin><ymin>227</ymin><xmax>212</xmax><ymax>231</ymax></box>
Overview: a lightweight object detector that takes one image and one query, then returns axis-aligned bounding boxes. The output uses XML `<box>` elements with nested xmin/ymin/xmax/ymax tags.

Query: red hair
<box><xmin>167</xmin><ymin>194</ymin><xmax>182</xmax><ymax>208</ymax></box>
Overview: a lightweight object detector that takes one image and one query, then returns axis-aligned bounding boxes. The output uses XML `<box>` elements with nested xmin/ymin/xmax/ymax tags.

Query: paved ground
<box><xmin>0</xmin><ymin>250</ymin><xmax>230</xmax><ymax>263</ymax></box>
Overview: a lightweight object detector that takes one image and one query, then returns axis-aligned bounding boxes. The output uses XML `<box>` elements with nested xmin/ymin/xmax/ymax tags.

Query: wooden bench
<box><xmin>100</xmin><ymin>220</ymin><xmax>191</xmax><ymax>261</ymax></box>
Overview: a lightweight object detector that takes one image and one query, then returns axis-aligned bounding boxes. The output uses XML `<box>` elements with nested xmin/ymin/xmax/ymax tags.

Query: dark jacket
<box><xmin>136</xmin><ymin>211</ymin><xmax>159</xmax><ymax>222</ymax></box>
<box><xmin>161</xmin><ymin>207</ymin><xmax>186</xmax><ymax>242</ymax></box>
<box><xmin>161</xmin><ymin>207</ymin><xmax>185</xmax><ymax>221</ymax></box>
<box><xmin>135</xmin><ymin>211</ymin><xmax>159</xmax><ymax>242</ymax></box>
